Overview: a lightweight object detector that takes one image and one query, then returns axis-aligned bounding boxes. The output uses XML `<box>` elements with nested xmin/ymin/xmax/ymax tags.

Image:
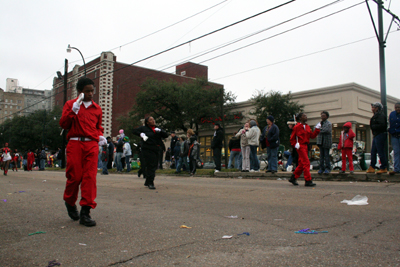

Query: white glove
<box><xmin>155</xmin><ymin>128</ymin><xmax>161</xmax><ymax>132</ymax></box>
<box><xmin>98</xmin><ymin>136</ymin><xmax>107</xmax><ymax>146</ymax></box>
<box><xmin>315</xmin><ymin>122</ymin><xmax>321</xmax><ymax>129</ymax></box>
<box><xmin>77</xmin><ymin>93</ymin><xmax>84</xmax><ymax>105</ymax></box>
<box><xmin>72</xmin><ymin>102</ymin><xmax>80</xmax><ymax>114</ymax></box>
<box><xmin>140</xmin><ymin>133</ymin><xmax>148</xmax><ymax>141</ymax></box>
<box><xmin>295</xmin><ymin>143</ymin><xmax>300</xmax><ymax>150</ymax></box>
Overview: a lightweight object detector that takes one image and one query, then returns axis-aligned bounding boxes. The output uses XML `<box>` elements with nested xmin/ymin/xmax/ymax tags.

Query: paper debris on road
<box><xmin>222</xmin><ymin>235</ymin><xmax>233</xmax><ymax>239</ymax></box>
<box><xmin>180</xmin><ymin>225</ymin><xmax>192</xmax><ymax>229</ymax></box>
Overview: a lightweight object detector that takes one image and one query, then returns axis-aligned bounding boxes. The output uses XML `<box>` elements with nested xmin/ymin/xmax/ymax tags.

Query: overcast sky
<box><xmin>1</xmin><ymin>0</ymin><xmax>399</xmax><ymax>103</ymax></box>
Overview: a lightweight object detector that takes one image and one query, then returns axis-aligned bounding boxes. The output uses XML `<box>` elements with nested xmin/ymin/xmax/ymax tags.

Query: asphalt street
<box><xmin>0</xmin><ymin>171</ymin><xmax>399</xmax><ymax>267</ymax></box>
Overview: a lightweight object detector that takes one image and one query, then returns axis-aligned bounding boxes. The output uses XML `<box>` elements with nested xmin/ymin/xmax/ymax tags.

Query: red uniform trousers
<box><xmin>27</xmin><ymin>160</ymin><xmax>33</xmax><ymax>171</ymax></box>
<box><xmin>293</xmin><ymin>144</ymin><xmax>312</xmax><ymax>181</ymax></box>
<box><xmin>341</xmin><ymin>148</ymin><xmax>353</xmax><ymax>171</ymax></box>
<box><xmin>64</xmin><ymin>140</ymin><xmax>99</xmax><ymax>209</ymax></box>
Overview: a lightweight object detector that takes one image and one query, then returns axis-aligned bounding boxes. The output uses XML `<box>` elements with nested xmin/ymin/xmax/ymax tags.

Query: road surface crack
<box><xmin>353</xmin><ymin>221</ymin><xmax>383</xmax><ymax>239</ymax></box>
<box><xmin>108</xmin><ymin>241</ymin><xmax>197</xmax><ymax>266</ymax></box>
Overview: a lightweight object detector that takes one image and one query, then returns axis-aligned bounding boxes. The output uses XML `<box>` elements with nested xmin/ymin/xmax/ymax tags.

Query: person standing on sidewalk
<box><xmin>338</xmin><ymin>122</ymin><xmax>355</xmax><ymax>174</ymax></box>
<box><xmin>114</xmin><ymin>136</ymin><xmax>124</xmax><ymax>173</ymax></box>
<box><xmin>106</xmin><ymin>137</ymin><xmax>114</xmax><ymax>169</ymax></box>
<box><xmin>367</xmin><ymin>102</ymin><xmax>388</xmax><ymax>174</ymax></box>
<box><xmin>236</xmin><ymin>123</ymin><xmax>250</xmax><ymax>172</ymax></box>
<box><xmin>228</xmin><ymin>132</ymin><xmax>241</xmax><ymax>170</ymax></box>
<box><xmin>59</xmin><ymin>77</ymin><xmax>106</xmax><ymax>227</ymax></box>
<box><xmin>123</xmin><ymin>136</ymin><xmax>132</xmax><ymax>173</ymax></box>
<box><xmin>211</xmin><ymin>123</ymin><xmax>224</xmax><ymax>173</ymax></box>
<box><xmin>133</xmin><ymin>116</ymin><xmax>168</xmax><ymax>189</ymax></box>
<box><xmin>246</xmin><ymin>120</ymin><xmax>261</xmax><ymax>172</ymax></box>
<box><xmin>389</xmin><ymin>102</ymin><xmax>400</xmax><ymax>175</ymax></box>
<box><xmin>289</xmin><ymin>113</ymin><xmax>321</xmax><ymax>187</ymax></box>
<box><xmin>316</xmin><ymin>111</ymin><xmax>332</xmax><ymax>174</ymax></box>
<box><xmin>261</xmin><ymin>116</ymin><xmax>280</xmax><ymax>174</ymax></box>
<box><xmin>101</xmin><ymin>144</ymin><xmax>109</xmax><ymax>175</ymax></box>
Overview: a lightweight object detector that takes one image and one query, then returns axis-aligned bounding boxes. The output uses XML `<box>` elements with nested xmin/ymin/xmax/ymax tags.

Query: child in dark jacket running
<box><xmin>338</xmin><ymin>122</ymin><xmax>355</xmax><ymax>174</ymax></box>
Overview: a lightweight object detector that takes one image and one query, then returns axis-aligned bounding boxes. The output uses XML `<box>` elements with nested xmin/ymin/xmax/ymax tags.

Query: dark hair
<box><xmin>76</xmin><ymin>77</ymin><xmax>94</xmax><ymax>92</ymax></box>
<box><xmin>296</xmin><ymin>113</ymin><xmax>304</xmax><ymax>121</ymax></box>
<box><xmin>321</xmin><ymin>111</ymin><xmax>330</xmax><ymax>118</ymax></box>
<box><xmin>144</xmin><ymin>117</ymin><xmax>152</xmax><ymax>127</ymax></box>
<box><xmin>395</xmin><ymin>102</ymin><xmax>400</xmax><ymax>106</ymax></box>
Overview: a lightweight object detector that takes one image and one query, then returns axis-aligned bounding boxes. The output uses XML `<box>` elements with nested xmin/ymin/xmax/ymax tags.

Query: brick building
<box><xmin>52</xmin><ymin>51</ymin><xmax>223</xmax><ymax>137</ymax></box>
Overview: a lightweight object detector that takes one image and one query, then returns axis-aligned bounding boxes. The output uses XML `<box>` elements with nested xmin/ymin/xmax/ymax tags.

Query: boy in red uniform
<box><xmin>289</xmin><ymin>113</ymin><xmax>320</xmax><ymax>187</ymax></box>
<box><xmin>59</xmin><ymin>78</ymin><xmax>106</xmax><ymax>227</ymax></box>
<box><xmin>27</xmin><ymin>149</ymin><xmax>35</xmax><ymax>171</ymax></box>
<box><xmin>338</xmin><ymin>122</ymin><xmax>355</xmax><ymax>174</ymax></box>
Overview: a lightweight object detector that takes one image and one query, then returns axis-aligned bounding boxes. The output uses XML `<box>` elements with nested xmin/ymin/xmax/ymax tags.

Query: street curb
<box><xmin>213</xmin><ymin>171</ymin><xmax>400</xmax><ymax>182</ymax></box>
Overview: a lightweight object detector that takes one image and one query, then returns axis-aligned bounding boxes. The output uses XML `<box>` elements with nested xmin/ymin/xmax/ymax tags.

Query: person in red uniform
<box><xmin>12</xmin><ymin>149</ymin><xmax>19</xmax><ymax>172</ymax></box>
<box><xmin>338</xmin><ymin>122</ymin><xmax>356</xmax><ymax>174</ymax></box>
<box><xmin>27</xmin><ymin>149</ymin><xmax>35</xmax><ymax>171</ymax></box>
<box><xmin>59</xmin><ymin>77</ymin><xmax>106</xmax><ymax>227</ymax></box>
<box><xmin>289</xmin><ymin>113</ymin><xmax>321</xmax><ymax>187</ymax></box>
<box><xmin>2</xmin><ymin>143</ymin><xmax>12</xmax><ymax>175</ymax></box>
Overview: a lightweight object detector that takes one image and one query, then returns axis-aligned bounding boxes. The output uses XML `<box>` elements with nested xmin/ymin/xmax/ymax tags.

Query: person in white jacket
<box><xmin>122</xmin><ymin>136</ymin><xmax>132</xmax><ymax>172</ymax></box>
<box><xmin>246</xmin><ymin>120</ymin><xmax>261</xmax><ymax>172</ymax></box>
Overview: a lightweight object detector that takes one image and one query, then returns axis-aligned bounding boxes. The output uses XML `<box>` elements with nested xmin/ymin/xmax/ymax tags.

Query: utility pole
<box><xmin>61</xmin><ymin>59</ymin><xmax>68</xmax><ymax>169</ymax></box>
<box><xmin>366</xmin><ymin>0</ymin><xmax>400</xmax><ymax>163</ymax></box>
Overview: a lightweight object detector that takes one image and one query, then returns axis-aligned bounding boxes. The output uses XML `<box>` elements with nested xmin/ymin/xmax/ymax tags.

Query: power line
<box><xmin>68</xmin><ymin>0</ymin><xmax>230</xmax><ymax>65</ymax></box>
<box><xmin>116</xmin><ymin>0</ymin><xmax>363</xmax><ymax>89</ymax></box>
<box><xmin>32</xmin><ymin>0</ymin><xmax>230</xmax><ymax>88</ymax></box>
<box><xmin>211</xmin><ymin>31</ymin><xmax>399</xmax><ymax>81</ymax></box>
<box><xmin>194</xmin><ymin>1</ymin><xmax>365</xmax><ymax>67</ymax></box>
<box><xmin>1</xmin><ymin>1</ymin><xmax>296</xmax><ymax>122</ymax></box>
<box><xmin>157</xmin><ymin>0</ymin><xmax>344</xmax><ymax>72</ymax></box>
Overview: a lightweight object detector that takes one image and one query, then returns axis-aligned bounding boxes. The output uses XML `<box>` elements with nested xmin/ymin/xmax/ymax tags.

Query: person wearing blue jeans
<box><xmin>115</xmin><ymin>152</ymin><xmax>123</xmax><ymax>172</ymax></box>
<box><xmin>367</xmin><ymin>102</ymin><xmax>388</xmax><ymax>174</ymax></box>
<box><xmin>389</xmin><ymin>102</ymin><xmax>400</xmax><ymax>175</ymax></box>
<box><xmin>246</xmin><ymin>120</ymin><xmax>261</xmax><ymax>172</ymax></box>
<box><xmin>249</xmin><ymin>145</ymin><xmax>260</xmax><ymax>171</ymax></box>
<box><xmin>228</xmin><ymin>134</ymin><xmax>241</xmax><ymax>170</ymax></box>
<box><xmin>316</xmin><ymin>111</ymin><xmax>332</xmax><ymax>174</ymax></box>
<box><xmin>284</xmin><ymin>150</ymin><xmax>292</xmax><ymax>169</ymax></box>
<box><xmin>176</xmin><ymin>135</ymin><xmax>189</xmax><ymax>173</ymax></box>
<box><xmin>260</xmin><ymin>116</ymin><xmax>280</xmax><ymax>173</ymax></box>
<box><xmin>228</xmin><ymin>150</ymin><xmax>241</xmax><ymax>169</ymax></box>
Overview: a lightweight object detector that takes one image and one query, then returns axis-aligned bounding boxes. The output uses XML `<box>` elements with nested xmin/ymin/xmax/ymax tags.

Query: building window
<box><xmin>10</xmin><ymin>100</ymin><xmax>13</xmax><ymax>103</ymax></box>
<box><xmin>5</xmin><ymin>99</ymin><xmax>8</xmax><ymax>103</ymax></box>
<box><xmin>18</xmin><ymin>100</ymin><xmax>21</xmax><ymax>104</ymax></box>
<box><xmin>5</xmin><ymin>105</ymin><xmax>7</xmax><ymax>108</ymax></box>
<box><xmin>5</xmin><ymin>111</ymin><xmax>7</xmax><ymax>114</ymax></box>
<box><xmin>10</xmin><ymin>106</ymin><xmax>12</xmax><ymax>109</ymax></box>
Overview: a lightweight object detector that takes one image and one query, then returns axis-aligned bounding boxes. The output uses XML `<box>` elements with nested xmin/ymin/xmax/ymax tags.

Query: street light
<box><xmin>66</xmin><ymin>44</ymin><xmax>86</xmax><ymax>76</ymax></box>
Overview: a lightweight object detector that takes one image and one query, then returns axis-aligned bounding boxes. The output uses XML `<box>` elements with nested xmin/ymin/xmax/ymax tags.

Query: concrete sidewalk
<box><xmin>214</xmin><ymin>170</ymin><xmax>400</xmax><ymax>182</ymax></box>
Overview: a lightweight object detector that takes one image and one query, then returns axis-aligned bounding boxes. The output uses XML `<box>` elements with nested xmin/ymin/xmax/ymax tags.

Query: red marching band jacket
<box><xmin>290</xmin><ymin>123</ymin><xmax>320</xmax><ymax>147</ymax></box>
<box><xmin>338</xmin><ymin>122</ymin><xmax>355</xmax><ymax>149</ymax></box>
<box><xmin>59</xmin><ymin>97</ymin><xmax>104</xmax><ymax>142</ymax></box>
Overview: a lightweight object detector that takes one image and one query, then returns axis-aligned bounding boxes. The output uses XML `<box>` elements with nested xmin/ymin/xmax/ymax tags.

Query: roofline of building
<box><xmin>114</xmin><ymin>60</ymin><xmax>223</xmax><ymax>87</ymax></box>
<box><xmin>290</xmin><ymin>82</ymin><xmax>400</xmax><ymax>103</ymax></box>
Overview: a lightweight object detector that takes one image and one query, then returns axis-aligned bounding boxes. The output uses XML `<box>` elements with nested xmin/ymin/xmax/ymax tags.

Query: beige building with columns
<box><xmin>192</xmin><ymin>83</ymin><xmax>400</xmax><ymax>162</ymax></box>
